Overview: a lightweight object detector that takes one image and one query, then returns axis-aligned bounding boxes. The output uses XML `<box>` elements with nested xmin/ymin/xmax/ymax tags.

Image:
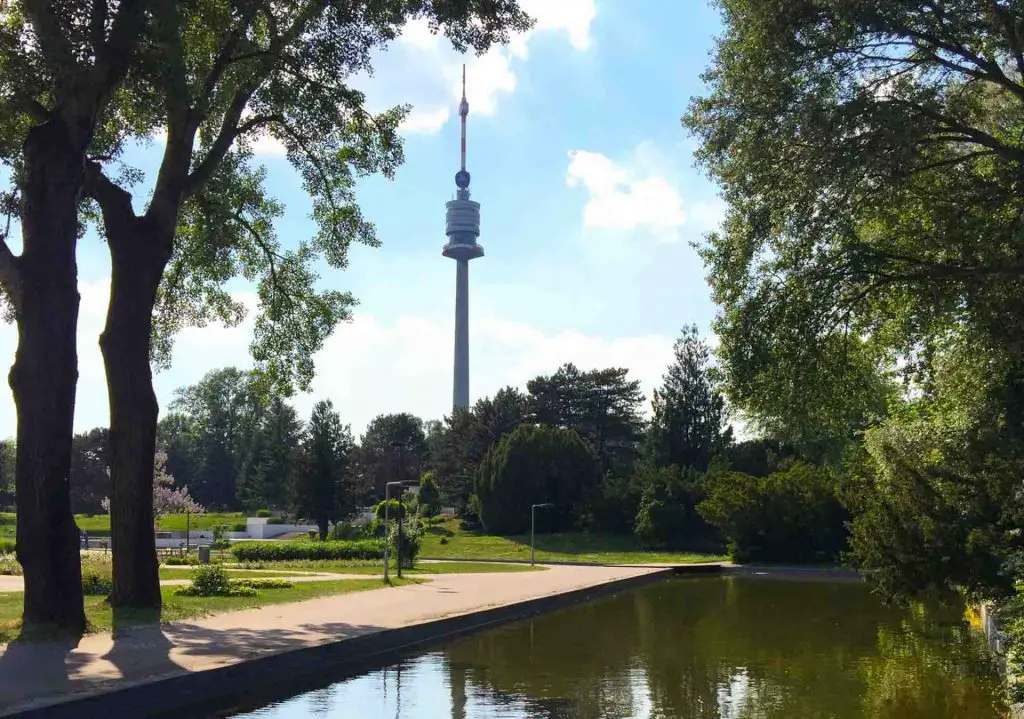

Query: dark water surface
<box><xmin>230</xmin><ymin>575</ymin><xmax>1007</xmax><ymax>718</ymax></box>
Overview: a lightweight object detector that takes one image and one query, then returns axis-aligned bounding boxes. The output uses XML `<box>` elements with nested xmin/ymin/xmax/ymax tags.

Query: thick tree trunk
<box><xmin>11</xmin><ymin>120</ymin><xmax>86</xmax><ymax>634</ymax></box>
<box><xmin>101</xmin><ymin>217</ymin><xmax>172</xmax><ymax>609</ymax></box>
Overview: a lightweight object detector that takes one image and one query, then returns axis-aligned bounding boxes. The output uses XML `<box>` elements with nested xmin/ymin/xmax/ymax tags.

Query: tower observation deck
<box><xmin>443</xmin><ymin>66</ymin><xmax>483</xmax><ymax>411</ymax></box>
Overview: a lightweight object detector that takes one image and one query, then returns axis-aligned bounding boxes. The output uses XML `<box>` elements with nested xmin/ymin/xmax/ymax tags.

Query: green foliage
<box><xmin>69</xmin><ymin>428</ymin><xmax>110</xmax><ymax>515</ymax></box>
<box><xmin>430</xmin><ymin>388</ymin><xmax>530</xmax><ymax>503</ymax></box>
<box><xmin>211</xmin><ymin>524</ymin><xmax>230</xmax><ymax>550</ymax></box>
<box><xmin>634</xmin><ymin>466</ymin><xmax>716</xmax><ymax>550</ymax></box>
<box><xmin>163</xmin><ymin>554</ymin><xmax>199</xmax><ymax>566</ymax></box>
<box><xmin>166</xmin><ymin>368</ymin><xmax>267</xmax><ymax>509</ymax></box>
<box><xmin>417</xmin><ymin>472</ymin><xmax>441</xmax><ymax>518</ymax></box>
<box><xmin>237</xmin><ymin>397</ymin><xmax>304</xmax><ymax>511</ymax></box>
<box><xmin>588</xmin><ymin>473</ymin><xmax>643</xmax><ymax>535</ymax></box>
<box><xmin>698</xmin><ymin>462</ymin><xmax>847</xmax><ymax>564</ymax></box>
<box><xmin>646</xmin><ymin>326</ymin><xmax>732</xmax><ymax>471</ymax></box>
<box><xmin>0</xmin><ymin>553</ymin><xmax>20</xmax><ymax>576</ymax></box>
<box><xmin>328</xmin><ymin>521</ymin><xmax>370</xmax><ymax>541</ymax></box>
<box><xmin>528</xmin><ymin>364</ymin><xmax>645</xmax><ymax>476</ymax></box>
<box><xmin>232</xmin><ymin>578</ymin><xmax>293</xmax><ymax>590</ymax></box>
<box><xmin>176</xmin><ymin>565</ymin><xmax>257</xmax><ymax>597</ymax></box>
<box><xmin>387</xmin><ymin>516</ymin><xmax>424</xmax><ymax>569</ymax></box>
<box><xmin>293</xmin><ymin>399</ymin><xmax>356</xmax><ymax>538</ymax></box>
<box><xmin>373</xmin><ymin>498</ymin><xmax>407</xmax><ymax>522</ymax></box>
<box><xmin>0</xmin><ymin>539</ymin><xmax>14</xmax><ymax>554</ymax></box>
<box><xmin>230</xmin><ymin>539</ymin><xmax>383</xmax><ymax>563</ymax></box>
<box><xmin>358</xmin><ymin>413</ymin><xmax>428</xmax><ymax>500</ymax></box>
<box><xmin>80</xmin><ymin>554</ymin><xmax>113</xmax><ymax>596</ymax></box>
<box><xmin>256</xmin><ymin>509</ymin><xmax>272</xmax><ymax>518</ymax></box>
<box><xmin>476</xmin><ymin>424</ymin><xmax>602</xmax><ymax>535</ymax></box>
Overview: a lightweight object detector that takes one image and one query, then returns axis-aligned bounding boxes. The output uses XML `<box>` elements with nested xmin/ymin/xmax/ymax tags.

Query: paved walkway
<box><xmin>0</xmin><ymin>564</ymin><xmax>659</xmax><ymax>714</ymax></box>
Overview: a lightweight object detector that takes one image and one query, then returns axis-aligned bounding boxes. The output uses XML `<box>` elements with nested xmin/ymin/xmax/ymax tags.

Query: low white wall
<box><xmin>246</xmin><ymin>520</ymin><xmax>315</xmax><ymax>539</ymax></box>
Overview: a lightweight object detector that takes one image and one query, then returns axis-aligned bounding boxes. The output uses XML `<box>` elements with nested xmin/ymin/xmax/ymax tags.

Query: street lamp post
<box><xmin>383</xmin><ymin>481</ymin><xmax>404</xmax><ymax>583</ymax></box>
<box><xmin>531</xmin><ymin>503</ymin><xmax>554</xmax><ymax>566</ymax></box>
<box><xmin>391</xmin><ymin>442</ymin><xmax>407</xmax><ymax>579</ymax></box>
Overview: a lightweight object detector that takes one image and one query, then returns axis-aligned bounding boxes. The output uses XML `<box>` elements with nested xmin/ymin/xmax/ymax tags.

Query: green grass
<box><xmin>235</xmin><ymin>559</ymin><xmax>544</xmax><ymax>575</ymax></box>
<box><xmin>419</xmin><ymin>519</ymin><xmax>728</xmax><ymax>565</ymax></box>
<box><xmin>158</xmin><ymin>567</ymin><xmax>313</xmax><ymax>580</ymax></box>
<box><xmin>0</xmin><ymin>512</ymin><xmax>249</xmax><ymax>538</ymax></box>
<box><xmin>0</xmin><ymin>577</ymin><xmax>420</xmax><ymax>643</ymax></box>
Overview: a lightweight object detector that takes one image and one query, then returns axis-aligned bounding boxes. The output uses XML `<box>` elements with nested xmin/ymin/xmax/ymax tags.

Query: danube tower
<box><xmin>443</xmin><ymin>65</ymin><xmax>483</xmax><ymax>411</ymax></box>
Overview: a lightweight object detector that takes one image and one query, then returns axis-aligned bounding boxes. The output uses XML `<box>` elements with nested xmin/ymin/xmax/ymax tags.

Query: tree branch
<box><xmin>83</xmin><ymin>160</ymin><xmax>136</xmax><ymax>241</ymax></box>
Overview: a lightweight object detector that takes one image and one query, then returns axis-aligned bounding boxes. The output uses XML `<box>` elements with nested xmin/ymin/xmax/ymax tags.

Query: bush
<box><xmin>388</xmin><ymin>517</ymin><xmax>424</xmax><ymax>569</ymax></box>
<box><xmin>176</xmin><ymin>565</ymin><xmax>257</xmax><ymax>597</ymax></box>
<box><xmin>373</xmin><ymin>499</ymin><xmax>407</xmax><ymax>522</ymax></box>
<box><xmin>211</xmin><ymin>525</ymin><xmax>231</xmax><ymax>550</ymax></box>
<box><xmin>256</xmin><ymin>509</ymin><xmax>272</xmax><ymax>518</ymax></box>
<box><xmin>230</xmin><ymin>522</ymin><xmax>248</xmax><ymax>532</ymax></box>
<box><xmin>634</xmin><ymin>465</ymin><xmax>718</xmax><ymax>549</ymax></box>
<box><xmin>164</xmin><ymin>554</ymin><xmax>199</xmax><ymax>566</ymax></box>
<box><xmin>231</xmin><ymin>539</ymin><xmax>384</xmax><ymax>562</ymax></box>
<box><xmin>417</xmin><ymin>473</ymin><xmax>442</xmax><ymax>518</ymax></box>
<box><xmin>0</xmin><ymin>539</ymin><xmax>14</xmax><ymax>554</ymax></box>
<box><xmin>698</xmin><ymin>461</ymin><xmax>848</xmax><ymax>563</ymax></box>
<box><xmin>0</xmin><ymin>553</ymin><xmax>20</xmax><ymax>575</ymax></box>
<box><xmin>329</xmin><ymin>522</ymin><xmax>370</xmax><ymax>541</ymax></box>
<box><xmin>476</xmin><ymin>424</ymin><xmax>601</xmax><ymax>535</ymax></box>
<box><xmin>81</xmin><ymin>554</ymin><xmax>113</xmax><ymax>596</ymax></box>
<box><xmin>233</xmin><ymin>578</ymin><xmax>293</xmax><ymax>590</ymax></box>
<box><xmin>590</xmin><ymin>473</ymin><xmax>643</xmax><ymax>534</ymax></box>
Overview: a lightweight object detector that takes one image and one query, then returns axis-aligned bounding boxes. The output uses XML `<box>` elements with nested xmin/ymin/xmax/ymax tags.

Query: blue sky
<box><xmin>0</xmin><ymin>0</ymin><xmax>726</xmax><ymax>439</ymax></box>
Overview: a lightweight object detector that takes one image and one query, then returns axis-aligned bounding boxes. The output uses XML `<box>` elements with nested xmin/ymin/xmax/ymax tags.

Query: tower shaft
<box><xmin>453</xmin><ymin>259</ymin><xmax>470</xmax><ymax>410</ymax></box>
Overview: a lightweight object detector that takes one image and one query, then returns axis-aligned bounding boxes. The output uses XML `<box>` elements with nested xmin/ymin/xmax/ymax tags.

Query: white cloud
<box><xmin>0</xmin><ymin>275</ymin><xmax>676</xmax><ymax>440</ymax></box>
<box><xmin>361</xmin><ymin>0</ymin><xmax>596</xmax><ymax>135</ymax></box>
<box><xmin>566</xmin><ymin>146</ymin><xmax>723</xmax><ymax>241</ymax></box>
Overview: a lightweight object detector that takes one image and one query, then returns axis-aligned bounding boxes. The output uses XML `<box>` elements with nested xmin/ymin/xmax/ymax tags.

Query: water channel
<box><xmin>228</xmin><ymin>575</ymin><xmax>1007</xmax><ymax>718</ymax></box>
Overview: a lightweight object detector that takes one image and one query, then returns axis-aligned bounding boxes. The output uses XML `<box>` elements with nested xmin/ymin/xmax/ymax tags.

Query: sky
<box><xmin>0</xmin><ymin>0</ymin><xmax>727</xmax><ymax>440</ymax></box>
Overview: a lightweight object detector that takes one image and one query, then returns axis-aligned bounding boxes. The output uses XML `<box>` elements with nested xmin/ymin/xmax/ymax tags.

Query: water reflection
<box><xmin>233</xmin><ymin>576</ymin><xmax>1007</xmax><ymax>719</ymax></box>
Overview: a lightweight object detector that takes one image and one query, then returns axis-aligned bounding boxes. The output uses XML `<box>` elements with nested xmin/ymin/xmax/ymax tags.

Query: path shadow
<box><xmin>0</xmin><ymin>629</ymin><xmax>80</xmax><ymax>710</ymax></box>
<box><xmin>99</xmin><ymin>606</ymin><xmax>184</xmax><ymax>686</ymax></box>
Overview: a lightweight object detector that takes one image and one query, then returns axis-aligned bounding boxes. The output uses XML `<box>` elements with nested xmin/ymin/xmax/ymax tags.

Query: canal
<box><xmin>228</xmin><ymin>575</ymin><xmax>1007</xmax><ymax>718</ymax></box>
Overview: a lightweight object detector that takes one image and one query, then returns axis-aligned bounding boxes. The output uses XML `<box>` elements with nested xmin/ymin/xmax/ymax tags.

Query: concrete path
<box><xmin>0</xmin><ymin>564</ymin><xmax>660</xmax><ymax>715</ymax></box>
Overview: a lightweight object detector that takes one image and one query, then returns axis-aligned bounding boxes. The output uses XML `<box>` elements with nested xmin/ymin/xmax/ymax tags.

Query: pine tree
<box><xmin>238</xmin><ymin>398</ymin><xmax>303</xmax><ymax>511</ymax></box>
<box><xmin>646</xmin><ymin>325</ymin><xmax>732</xmax><ymax>472</ymax></box>
<box><xmin>294</xmin><ymin>400</ymin><xmax>355</xmax><ymax>539</ymax></box>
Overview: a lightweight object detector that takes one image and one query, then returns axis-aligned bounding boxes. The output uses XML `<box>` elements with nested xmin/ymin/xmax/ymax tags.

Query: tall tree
<box><xmin>359</xmin><ymin>412</ymin><xmax>427</xmax><ymax>499</ymax></box>
<box><xmin>528</xmin><ymin>364</ymin><xmax>645</xmax><ymax>475</ymax></box>
<box><xmin>646</xmin><ymin>326</ymin><xmax>732</xmax><ymax>472</ymax></box>
<box><xmin>431</xmin><ymin>387</ymin><xmax>530</xmax><ymax>504</ymax></box>
<box><xmin>238</xmin><ymin>397</ymin><xmax>303</xmax><ymax>511</ymax></box>
<box><xmin>69</xmin><ymin>428</ymin><xmax>111</xmax><ymax>515</ymax></box>
<box><xmin>476</xmin><ymin>424</ymin><xmax>601</xmax><ymax>535</ymax></box>
<box><xmin>293</xmin><ymin>400</ymin><xmax>355</xmax><ymax>539</ymax></box>
<box><xmin>169</xmin><ymin>368</ymin><xmax>264</xmax><ymax>509</ymax></box>
<box><xmin>0</xmin><ymin>0</ymin><xmax>148</xmax><ymax>634</ymax></box>
<box><xmin>683</xmin><ymin>0</ymin><xmax>1019</xmax><ymax>445</ymax></box>
<box><xmin>81</xmin><ymin>0</ymin><xmax>532</xmax><ymax>611</ymax></box>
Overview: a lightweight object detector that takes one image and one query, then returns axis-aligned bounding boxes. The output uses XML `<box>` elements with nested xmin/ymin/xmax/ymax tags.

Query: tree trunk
<box><xmin>101</xmin><ymin>216</ymin><xmax>173</xmax><ymax>609</ymax></box>
<box><xmin>11</xmin><ymin>120</ymin><xmax>87</xmax><ymax>634</ymax></box>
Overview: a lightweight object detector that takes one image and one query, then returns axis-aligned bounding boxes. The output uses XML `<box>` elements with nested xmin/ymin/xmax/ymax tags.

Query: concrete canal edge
<box><xmin>7</xmin><ymin>567</ymin><xmax>697</xmax><ymax>719</ymax></box>
<box><xmin>976</xmin><ymin>602</ymin><xmax>1024</xmax><ymax>719</ymax></box>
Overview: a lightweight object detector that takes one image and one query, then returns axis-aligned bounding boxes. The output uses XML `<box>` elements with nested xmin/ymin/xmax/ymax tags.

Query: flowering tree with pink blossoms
<box><xmin>101</xmin><ymin>452</ymin><xmax>204</xmax><ymax>523</ymax></box>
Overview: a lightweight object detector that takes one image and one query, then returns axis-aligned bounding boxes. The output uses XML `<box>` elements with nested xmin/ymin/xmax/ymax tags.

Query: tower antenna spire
<box><xmin>459</xmin><ymin>64</ymin><xmax>468</xmax><ymax>173</ymax></box>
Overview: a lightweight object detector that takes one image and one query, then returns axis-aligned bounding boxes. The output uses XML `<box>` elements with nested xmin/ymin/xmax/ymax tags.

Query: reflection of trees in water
<box><xmin>437</xmin><ymin>577</ymin><xmax>1004</xmax><ymax>719</ymax></box>
<box><xmin>859</xmin><ymin>609</ymin><xmax>1007</xmax><ymax>719</ymax></box>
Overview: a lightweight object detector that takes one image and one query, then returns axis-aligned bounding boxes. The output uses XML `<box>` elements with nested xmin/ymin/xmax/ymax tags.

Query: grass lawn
<box><xmin>0</xmin><ymin>512</ymin><xmax>249</xmax><ymax>538</ymax></box>
<box><xmin>419</xmin><ymin>519</ymin><xmax>729</xmax><ymax>565</ymax></box>
<box><xmin>0</xmin><ymin>577</ymin><xmax>420</xmax><ymax>643</ymax></box>
<box><xmin>158</xmin><ymin>567</ymin><xmax>313</xmax><ymax>580</ymax></box>
<box><xmin>234</xmin><ymin>559</ymin><xmax>544</xmax><ymax>575</ymax></box>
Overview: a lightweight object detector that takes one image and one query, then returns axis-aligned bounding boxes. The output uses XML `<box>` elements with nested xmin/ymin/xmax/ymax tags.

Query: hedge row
<box><xmin>0</xmin><ymin>539</ymin><xmax>14</xmax><ymax>554</ymax></box>
<box><xmin>230</xmin><ymin>539</ymin><xmax>384</xmax><ymax>562</ymax></box>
